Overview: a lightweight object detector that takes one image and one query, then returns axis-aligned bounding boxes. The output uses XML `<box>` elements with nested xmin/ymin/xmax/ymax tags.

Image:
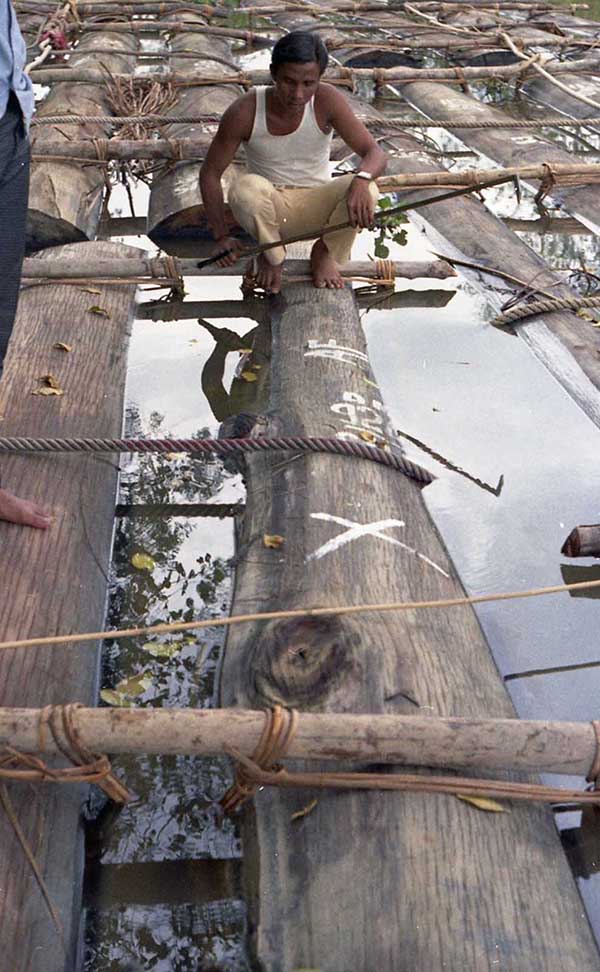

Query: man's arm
<box><xmin>199</xmin><ymin>98</ymin><xmax>251</xmax><ymax>265</ymax></box>
<box><xmin>322</xmin><ymin>85</ymin><xmax>387</xmax><ymax>229</ymax></box>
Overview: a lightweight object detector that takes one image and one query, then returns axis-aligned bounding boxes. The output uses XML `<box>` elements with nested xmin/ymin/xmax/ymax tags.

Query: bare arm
<box><xmin>322</xmin><ymin>85</ymin><xmax>387</xmax><ymax>228</ymax></box>
<box><xmin>199</xmin><ymin>97</ymin><xmax>251</xmax><ymax>259</ymax></box>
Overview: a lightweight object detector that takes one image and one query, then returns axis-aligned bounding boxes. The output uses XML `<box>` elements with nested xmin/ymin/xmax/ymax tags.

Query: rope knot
<box><xmin>221</xmin><ymin>705</ymin><xmax>298</xmax><ymax>814</ymax></box>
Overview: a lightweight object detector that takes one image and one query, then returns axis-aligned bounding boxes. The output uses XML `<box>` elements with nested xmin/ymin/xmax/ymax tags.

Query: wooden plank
<box><xmin>28</xmin><ymin>32</ymin><xmax>138</xmax><ymax>250</ymax></box>
<box><xmin>0</xmin><ymin>240</ymin><xmax>138</xmax><ymax>972</ymax></box>
<box><xmin>219</xmin><ymin>278</ymin><xmax>600</xmax><ymax>970</ymax></box>
<box><xmin>399</xmin><ymin>80</ymin><xmax>600</xmax><ymax>233</ymax></box>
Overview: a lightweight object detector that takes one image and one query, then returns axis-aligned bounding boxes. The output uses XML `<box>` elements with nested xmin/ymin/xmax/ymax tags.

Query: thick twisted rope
<box><xmin>0</xmin><ymin>435</ymin><xmax>433</xmax><ymax>485</ymax></box>
<box><xmin>29</xmin><ymin>112</ymin><xmax>600</xmax><ymax>129</ymax></box>
<box><xmin>492</xmin><ymin>294</ymin><xmax>600</xmax><ymax>327</ymax></box>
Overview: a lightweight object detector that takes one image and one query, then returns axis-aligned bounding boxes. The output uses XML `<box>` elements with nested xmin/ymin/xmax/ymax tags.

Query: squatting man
<box><xmin>200</xmin><ymin>31</ymin><xmax>388</xmax><ymax>294</ymax></box>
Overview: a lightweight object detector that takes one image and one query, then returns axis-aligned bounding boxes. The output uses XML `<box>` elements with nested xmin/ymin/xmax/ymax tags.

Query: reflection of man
<box><xmin>200</xmin><ymin>31</ymin><xmax>386</xmax><ymax>294</ymax></box>
<box><xmin>0</xmin><ymin>1</ymin><xmax>51</xmax><ymax>528</ymax></box>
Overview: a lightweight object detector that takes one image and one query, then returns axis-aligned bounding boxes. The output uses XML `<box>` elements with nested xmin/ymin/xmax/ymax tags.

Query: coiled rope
<box><xmin>492</xmin><ymin>294</ymin><xmax>600</xmax><ymax>326</ymax></box>
<box><xmin>0</xmin><ymin>435</ymin><xmax>433</xmax><ymax>485</ymax></box>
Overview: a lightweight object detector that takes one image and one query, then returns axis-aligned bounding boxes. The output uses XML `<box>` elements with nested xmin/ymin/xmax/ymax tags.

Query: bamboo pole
<box><xmin>1</xmin><ymin>707</ymin><xmax>597</xmax><ymax>776</ymax></box>
<box><xmin>28</xmin><ymin>55</ymin><xmax>600</xmax><ymax>86</ymax></box>
<box><xmin>377</xmin><ymin>160</ymin><xmax>600</xmax><ymax>188</ymax></box>
<box><xmin>20</xmin><ymin>256</ymin><xmax>457</xmax><ymax>279</ymax></box>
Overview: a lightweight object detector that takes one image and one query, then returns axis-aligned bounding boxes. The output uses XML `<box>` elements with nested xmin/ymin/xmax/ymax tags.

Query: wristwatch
<box><xmin>354</xmin><ymin>170</ymin><xmax>373</xmax><ymax>181</ymax></box>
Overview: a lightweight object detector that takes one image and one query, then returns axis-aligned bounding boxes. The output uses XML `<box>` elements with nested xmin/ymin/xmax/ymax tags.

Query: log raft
<box><xmin>0</xmin><ymin>242</ymin><xmax>138</xmax><ymax>972</ymax></box>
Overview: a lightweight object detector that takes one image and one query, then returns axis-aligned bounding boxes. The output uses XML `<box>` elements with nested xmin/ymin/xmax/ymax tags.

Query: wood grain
<box><xmin>219</xmin><ymin>280</ymin><xmax>600</xmax><ymax>970</ymax></box>
<box><xmin>0</xmin><ymin>240</ymin><xmax>138</xmax><ymax>972</ymax></box>
<box><xmin>27</xmin><ymin>33</ymin><xmax>138</xmax><ymax>250</ymax></box>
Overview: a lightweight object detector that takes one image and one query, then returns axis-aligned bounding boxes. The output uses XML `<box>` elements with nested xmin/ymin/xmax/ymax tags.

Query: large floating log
<box><xmin>0</xmin><ymin>240</ymin><xmax>138</xmax><ymax>972</ymax></box>
<box><xmin>218</xmin><ymin>269</ymin><xmax>600</xmax><ymax>969</ymax></box>
<box><xmin>146</xmin><ymin>8</ymin><xmax>242</xmax><ymax>245</ymax></box>
<box><xmin>21</xmin><ymin>255</ymin><xmax>457</xmax><ymax>279</ymax></box>
<box><xmin>2</xmin><ymin>706</ymin><xmax>599</xmax><ymax>776</ymax></box>
<box><xmin>398</xmin><ymin>81</ymin><xmax>600</xmax><ymax>233</ymax></box>
<box><xmin>27</xmin><ymin>32</ymin><xmax>138</xmax><ymax>250</ymax></box>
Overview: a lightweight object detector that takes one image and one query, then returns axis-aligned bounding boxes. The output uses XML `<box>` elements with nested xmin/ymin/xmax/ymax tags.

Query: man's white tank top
<box><xmin>243</xmin><ymin>86</ymin><xmax>332</xmax><ymax>187</ymax></box>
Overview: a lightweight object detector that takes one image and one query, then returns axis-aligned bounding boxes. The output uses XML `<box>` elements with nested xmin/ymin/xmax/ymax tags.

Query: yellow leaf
<box><xmin>141</xmin><ymin>641</ymin><xmax>181</xmax><ymax>659</ymax></box>
<box><xmin>80</xmin><ymin>287</ymin><xmax>101</xmax><ymax>295</ymax></box>
<box><xmin>53</xmin><ymin>341</ymin><xmax>73</xmax><ymax>352</ymax></box>
<box><xmin>33</xmin><ymin>374</ymin><xmax>64</xmax><ymax>396</ymax></box>
<box><xmin>100</xmin><ymin>689</ymin><xmax>131</xmax><ymax>707</ymax></box>
<box><xmin>131</xmin><ymin>551</ymin><xmax>156</xmax><ymax>572</ymax></box>
<box><xmin>32</xmin><ymin>386</ymin><xmax>64</xmax><ymax>397</ymax></box>
<box><xmin>39</xmin><ymin>373</ymin><xmax>61</xmax><ymax>389</ymax></box>
<box><xmin>239</xmin><ymin>348</ymin><xmax>253</xmax><ymax>354</ymax></box>
<box><xmin>456</xmin><ymin>795</ymin><xmax>510</xmax><ymax>813</ymax></box>
<box><xmin>115</xmin><ymin>673</ymin><xmax>153</xmax><ymax>697</ymax></box>
<box><xmin>88</xmin><ymin>305</ymin><xmax>111</xmax><ymax>318</ymax></box>
<box><xmin>241</xmin><ymin>370</ymin><xmax>258</xmax><ymax>382</ymax></box>
<box><xmin>291</xmin><ymin>798</ymin><xmax>318</xmax><ymax>822</ymax></box>
<box><xmin>264</xmin><ymin>533</ymin><xmax>285</xmax><ymax>549</ymax></box>
<box><xmin>359</xmin><ymin>430</ymin><xmax>377</xmax><ymax>444</ymax></box>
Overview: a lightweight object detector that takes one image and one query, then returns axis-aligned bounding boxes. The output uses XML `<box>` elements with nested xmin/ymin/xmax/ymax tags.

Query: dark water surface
<box><xmin>84</xmin><ymin>37</ymin><xmax>600</xmax><ymax>972</ymax></box>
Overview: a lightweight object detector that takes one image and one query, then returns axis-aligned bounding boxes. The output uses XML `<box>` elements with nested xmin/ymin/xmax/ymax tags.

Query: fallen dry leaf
<box><xmin>263</xmin><ymin>533</ymin><xmax>285</xmax><ymax>549</ymax></box>
<box><xmin>53</xmin><ymin>341</ymin><xmax>73</xmax><ymax>352</ymax></box>
<box><xmin>359</xmin><ymin>430</ymin><xmax>377</xmax><ymax>444</ymax></box>
<box><xmin>33</xmin><ymin>374</ymin><xmax>64</xmax><ymax>396</ymax></box>
<box><xmin>291</xmin><ymin>798</ymin><xmax>318</xmax><ymax>822</ymax></box>
<box><xmin>241</xmin><ymin>370</ymin><xmax>258</xmax><ymax>382</ymax></box>
<box><xmin>456</xmin><ymin>795</ymin><xmax>510</xmax><ymax>814</ymax></box>
<box><xmin>88</xmin><ymin>305</ymin><xmax>111</xmax><ymax>318</ymax></box>
<box><xmin>80</xmin><ymin>287</ymin><xmax>101</xmax><ymax>295</ymax></box>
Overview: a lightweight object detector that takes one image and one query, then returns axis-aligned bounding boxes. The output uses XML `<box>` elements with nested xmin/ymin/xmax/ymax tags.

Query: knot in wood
<box><xmin>252</xmin><ymin>616</ymin><xmax>360</xmax><ymax>708</ymax></box>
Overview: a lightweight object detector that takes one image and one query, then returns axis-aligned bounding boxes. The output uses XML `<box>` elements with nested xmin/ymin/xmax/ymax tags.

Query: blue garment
<box><xmin>0</xmin><ymin>0</ymin><xmax>34</xmax><ymax>129</ymax></box>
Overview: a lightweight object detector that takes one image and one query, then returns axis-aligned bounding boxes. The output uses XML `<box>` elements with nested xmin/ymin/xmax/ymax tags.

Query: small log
<box><xmin>0</xmin><ymin>707</ymin><xmax>599</xmax><ymax>776</ymax></box>
<box><xmin>20</xmin><ymin>255</ymin><xmax>457</xmax><ymax>279</ymax></box>
<box><xmin>562</xmin><ymin>524</ymin><xmax>600</xmax><ymax>558</ymax></box>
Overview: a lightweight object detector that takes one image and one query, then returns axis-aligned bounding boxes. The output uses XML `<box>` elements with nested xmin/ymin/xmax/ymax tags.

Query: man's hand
<box><xmin>212</xmin><ymin>236</ymin><xmax>245</xmax><ymax>268</ymax></box>
<box><xmin>347</xmin><ymin>177</ymin><xmax>376</xmax><ymax>230</ymax></box>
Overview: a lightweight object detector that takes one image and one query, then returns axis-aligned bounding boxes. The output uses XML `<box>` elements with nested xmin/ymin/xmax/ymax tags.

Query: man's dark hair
<box><xmin>270</xmin><ymin>31</ymin><xmax>329</xmax><ymax>76</ymax></box>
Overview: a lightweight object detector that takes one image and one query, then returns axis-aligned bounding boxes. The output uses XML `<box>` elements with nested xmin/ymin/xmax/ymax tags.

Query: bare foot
<box><xmin>0</xmin><ymin>488</ymin><xmax>52</xmax><ymax>529</ymax></box>
<box><xmin>310</xmin><ymin>239</ymin><xmax>345</xmax><ymax>290</ymax></box>
<box><xmin>255</xmin><ymin>254</ymin><xmax>283</xmax><ymax>294</ymax></box>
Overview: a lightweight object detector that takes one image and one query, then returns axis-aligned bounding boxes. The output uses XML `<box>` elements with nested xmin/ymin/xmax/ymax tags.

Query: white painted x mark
<box><xmin>306</xmin><ymin>512</ymin><xmax>449</xmax><ymax>577</ymax></box>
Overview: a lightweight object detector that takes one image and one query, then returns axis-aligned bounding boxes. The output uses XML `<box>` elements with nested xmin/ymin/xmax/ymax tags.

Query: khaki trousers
<box><xmin>227</xmin><ymin>172</ymin><xmax>379</xmax><ymax>266</ymax></box>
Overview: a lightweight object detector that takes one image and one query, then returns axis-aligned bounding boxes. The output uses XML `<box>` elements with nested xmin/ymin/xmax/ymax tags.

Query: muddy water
<box><xmin>84</xmin><ymin>61</ymin><xmax>600</xmax><ymax>972</ymax></box>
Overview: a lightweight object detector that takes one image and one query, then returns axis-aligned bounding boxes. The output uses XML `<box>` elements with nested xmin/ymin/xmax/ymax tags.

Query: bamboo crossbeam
<box><xmin>377</xmin><ymin>160</ymin><xmax>600</xmax><ymax>189</ymax></box>
<box><xmin>28</xmin><ymin>55</ymin><xmax>600</xmax><ymax>86</ymax></box>
<box><xmin>1</xmin><ymin>707</ymin><xmax>597</xmax><ymax>776</ymax></box>
<box><xmin>28</xmin><ymin>133</ymin><xmax>600</xmax><ymax>163</ymax></box>
<box><xmin>20</xmin><ymin>256</ymin><xmax>456</xmax><ymax>280</ymax></box>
